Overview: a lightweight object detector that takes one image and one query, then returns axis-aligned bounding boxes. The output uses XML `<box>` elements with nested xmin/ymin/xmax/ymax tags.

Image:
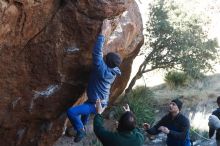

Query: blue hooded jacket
<box><xmin>86</xmin><ymin>34</ymin><xmax>121</xmax><ymax>106</ymax></box>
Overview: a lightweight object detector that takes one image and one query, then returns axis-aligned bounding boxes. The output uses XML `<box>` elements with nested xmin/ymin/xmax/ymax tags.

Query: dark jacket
<box><xmin>147</xmin><ymin>113</ymin><xmax>191</xmax><ymax>146</ymax></box>
<box><xmin>209</xmin><ymin>108</ymin><xmax>220</xmax><ymax>140</ymax></box>
<box><xmin>87</xmin><ymin>35</ymin><xmax>121</xmax><ymax>106</ymax></box>
<box><xmin>93</xmin><ymin>114</ymin><xmax>145</xmax><ymax>146</ymax></box>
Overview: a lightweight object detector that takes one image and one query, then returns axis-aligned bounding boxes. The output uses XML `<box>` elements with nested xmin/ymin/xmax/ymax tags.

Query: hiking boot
<box><xmin>74</xmin><ymin>129</ymin><xmax>86</xmax><ymax>143</ymax></box>
<box><xmin>65</xmin><ymin>127</ymin><xmax>76</xmax><ymax>137</ymax></box>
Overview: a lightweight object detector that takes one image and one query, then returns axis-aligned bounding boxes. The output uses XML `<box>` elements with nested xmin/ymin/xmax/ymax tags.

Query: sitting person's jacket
<box><xmin>93</xmin><ymin>114</ymin><xmax>145</xmax><ymax>146</ymax></box>
<box><xmin>147</xmin><ymin>113</ymin><xmax>190</xmax><ymax>146</ymax></box>
<box><xmin>209</xmin><ymin>108</ymin><xmax>220</xmax><ymax>140</ymax></box>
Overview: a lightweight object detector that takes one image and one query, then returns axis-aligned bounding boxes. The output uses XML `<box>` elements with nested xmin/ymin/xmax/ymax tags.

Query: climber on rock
<box><xmin>66</xmin><ymin>19</ymin><xmax>122</xmax><ymax>143</ymax></box>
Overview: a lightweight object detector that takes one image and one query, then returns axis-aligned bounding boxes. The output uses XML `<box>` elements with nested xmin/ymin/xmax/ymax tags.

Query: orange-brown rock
<box><xmin>0</xmin><ymin>0</ymin><xmax>143</xmax><ymax>146</ymax></box>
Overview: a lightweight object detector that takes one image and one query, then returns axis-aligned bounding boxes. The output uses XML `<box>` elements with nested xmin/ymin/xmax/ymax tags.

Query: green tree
<box><xmin>125</xmin><ymin>0</ymin><xmax>219</xmax><ymax>94</ymax></box>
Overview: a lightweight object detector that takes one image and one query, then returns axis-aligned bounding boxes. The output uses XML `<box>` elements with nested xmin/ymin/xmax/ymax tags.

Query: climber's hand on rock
<box><xmin>101</xmin><ymin>19</ymin><xmax>111</xmax><ymax>36</ymax></box>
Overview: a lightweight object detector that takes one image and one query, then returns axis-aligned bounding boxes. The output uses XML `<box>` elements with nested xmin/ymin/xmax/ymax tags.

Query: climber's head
<box><xmin>105</xmin><ymin>52</ymin><xmax>121</xmax><ymax>68</ymax></box>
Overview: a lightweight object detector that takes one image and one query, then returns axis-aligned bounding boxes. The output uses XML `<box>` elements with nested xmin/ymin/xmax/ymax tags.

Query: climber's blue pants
<box><xmin>67</xmin><ymin>102</ymin><xmax>96</xmax><ymax>132</ymax></box>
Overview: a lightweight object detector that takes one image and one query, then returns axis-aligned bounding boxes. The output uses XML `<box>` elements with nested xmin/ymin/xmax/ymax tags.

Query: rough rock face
<box><xmin>0</xmin><ymin>0</ymin><xmax>144</xmax><ymax>146</ymax></box>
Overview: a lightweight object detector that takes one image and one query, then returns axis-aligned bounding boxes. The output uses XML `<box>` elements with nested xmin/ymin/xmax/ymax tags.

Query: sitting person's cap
<box><xmin>105</xmin><ymin>52</ymin><xmax>121</xmax><ymax>68</ymax></box>
<box><xmin>171</xmin><ymin>98</ymin><xmax>183</xmax><ymax>111</ymax></box>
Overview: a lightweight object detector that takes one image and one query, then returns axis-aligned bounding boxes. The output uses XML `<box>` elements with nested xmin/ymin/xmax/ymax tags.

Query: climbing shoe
<box><xmin>74</xmin><ymin>129</ymin><xmax>86</xmax><ymax>143</ymax></box>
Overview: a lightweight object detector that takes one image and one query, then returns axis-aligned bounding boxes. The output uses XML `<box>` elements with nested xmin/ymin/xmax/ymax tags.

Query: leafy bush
<box><xmin>112</xmin><ymin>86</ymin><xmax>156</xmax><ymax>126</ymax></box>
<box><xmin>184</xmin><ymin>68</ymin><xmax>205</xmax><ymax>80</ymax></box>
<box><xmin>164</xmin><ymin>71</ymin><xmax>188</xmax><ymax>88</ymax></box>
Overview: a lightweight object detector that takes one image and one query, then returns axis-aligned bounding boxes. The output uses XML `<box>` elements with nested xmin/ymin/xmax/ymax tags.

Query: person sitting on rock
<box><xmin>94</xmin><ymin>100</ymin><xmax>145</xmax><ymax>146</ymax></box>
<box><xmin>209</xmin><ymin>96</ymin><xmax>220</xmax><ymax>146</ymax></box>
<box><xmin>66</xmin><ymin>19</ymin><xmax>121</xmax><ymax>143</ymax></box>
<box><xmin>143</xmin><ymin>98</ymin><xmax>191</xmax><ymax>146</ymax></box>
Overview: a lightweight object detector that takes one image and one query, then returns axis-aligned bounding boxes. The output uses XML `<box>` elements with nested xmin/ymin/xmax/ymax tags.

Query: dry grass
<box><xmin>151</xmin><ymin>73</ymin><xmax>220</xmax><ymax>107</ymax></box>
